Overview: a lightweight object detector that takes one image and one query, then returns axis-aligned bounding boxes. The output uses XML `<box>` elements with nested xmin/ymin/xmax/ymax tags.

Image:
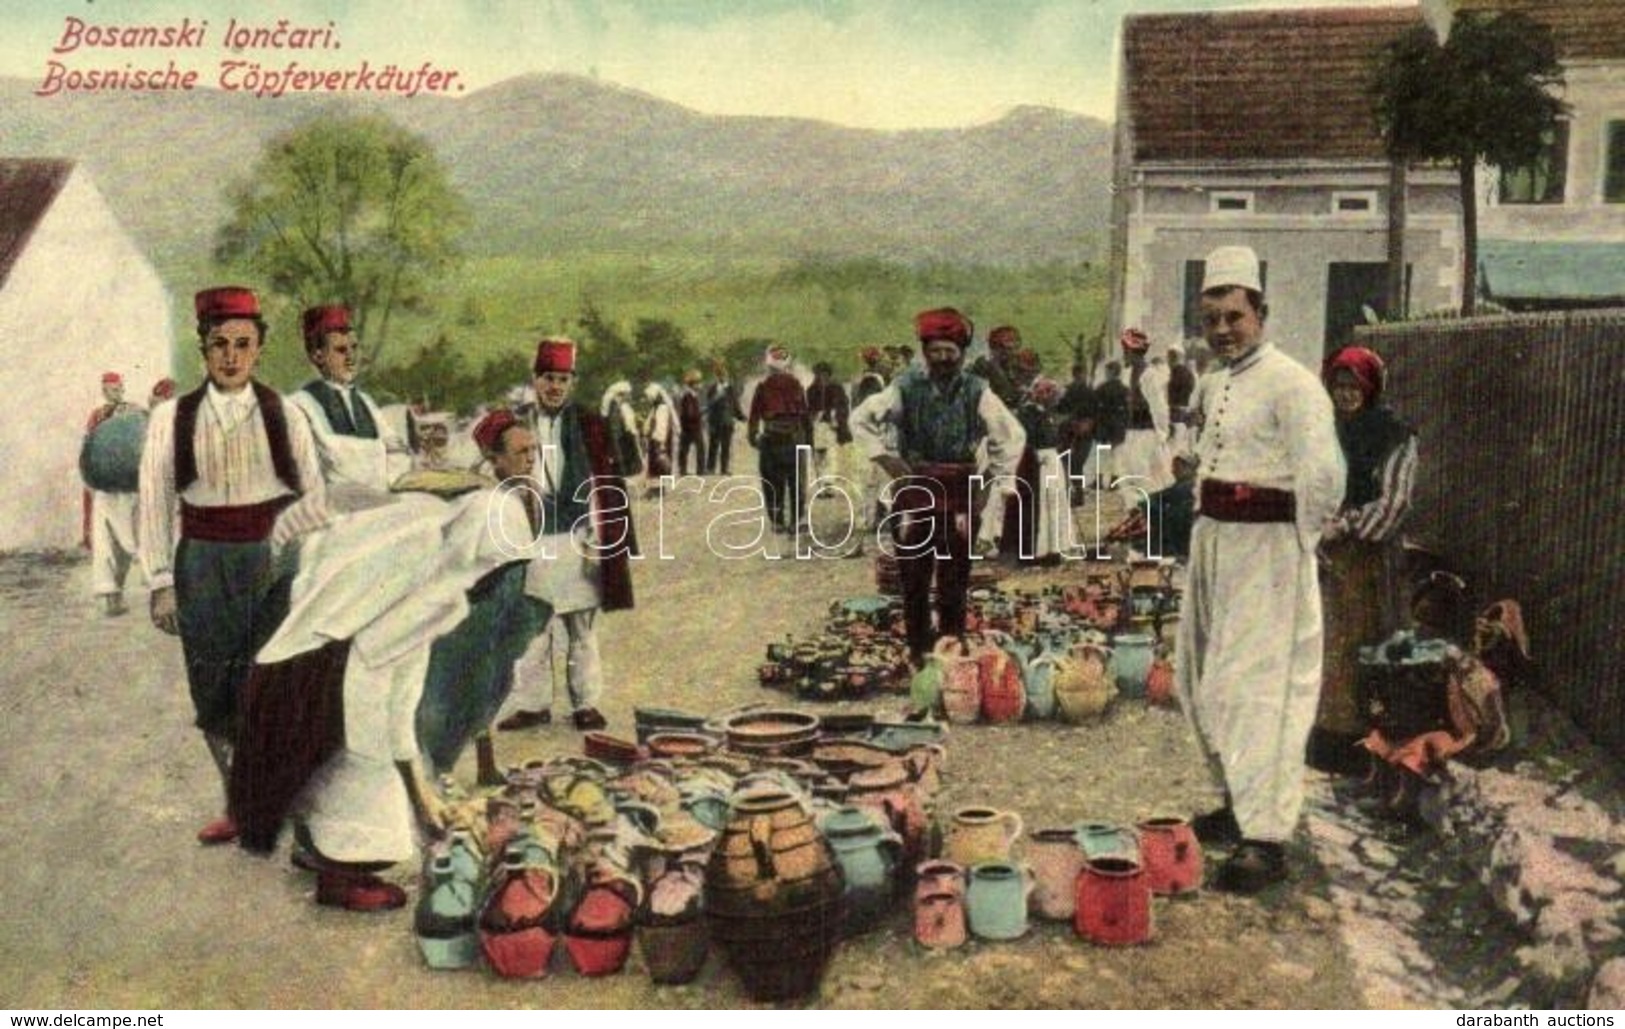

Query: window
<box><xmin>1331</xmin><ymin>191</ymin><xmax>1377</xmax><ymax>215</ymax></box>
<box><xmin>1500</xmin><ymin>121</ymin><xmax>1569</xmax><ymax>205</ymax></box>
<box><xmin>1210</xmin><ymin>191</ymin><xmax>1253</xmax><ymax>214</ymax></box>
<box><xmin>1607</xmin><ymin>121</ymin><xmax>1625</xmax><ymax>204</ymax></box>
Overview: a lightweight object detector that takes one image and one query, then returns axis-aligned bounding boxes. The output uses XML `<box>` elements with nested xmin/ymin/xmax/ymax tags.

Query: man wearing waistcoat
<box><xmin>850</xmin><ymin>308</ymin><xmax>1025</xmax><ymax>665</ymax></box>
<box><xmin>1175</xmin><ymin>246</ymin><xmax>1344</xmax><ymax>893</ymax></box>
<box><xmin>287</xmin><ymin>304</ymin><xmax>410</xmax><ymax>494</ymax></box>
<box><xmin>495</xmin><ymin>338</ymin><xmax>638</xmax><ymax>733</ymax></box>
<box><xmin>139</xmin><ymin>286</ymin><xmax>327</xmax><ymax>846</ymax></box>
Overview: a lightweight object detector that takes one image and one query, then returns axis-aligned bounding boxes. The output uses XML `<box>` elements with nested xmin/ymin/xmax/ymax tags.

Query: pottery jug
<box><xmin>908</xmin><ymin>653</ymin><xmax>945</xmax><ymax>717</ymax></box>
<box><xmin>704</xmin><ymin>788</ymin><xmax>844</xmax><ymax>1002</ymax></box>
<box><xmin>415</xmin><ymin>855</ymin><xmax>480</xmax><ymax>970</ymax></box>
<box><xmin>935</xmin><ymin>636</ymin><xmax>982</xmax><ymax>725</ymax></box>
<box><xmin>914</xmin><ymin>859</ymin><xmax>966</xmax><ymax>901</ymax></box>
<box><xmin>562</xmin><ymin>869</ymin><xmax>642</xmax><ymax>977</ymax></box>
<box><xmin>1053</xmin><ymin>641</ymin><xmax>1117</xmax><ymax>722</ymax></box>
<box><xmin>915</xmin><ymin>888</ymin><xmax>968</xmax><ymax>949</ymax></box>
<box><xmin>1023</xmin><ymin>649</ymin><xmax>1059</xmax><ymax>721</ymax></box>
<box><xmin>478</xmin><ymin>849</ymin><xmax>559</xmax><ymax>978</ymax></box>
<box><xmin>820</xmin><ymin>806</ymin><xmax>904</xmax><ymax>936</ymax></box>
<box><xmin>846</xmin><ymin>761</ymin><xmax>928</xmax><ymax>865</ymax></box>
<box><xmin>966</xmin><ymin>862</ymin><xmax>1036</xmax><ymax>941</ymax></box>
<box><xmin>637</xmin><ymin>919</ymin><xmax>710</xmax><ymax>986</ymax></box>
<box><xmin>1136</xmin><ymin>816</ymin><xmax>1203</xmax><ymax>896</ymax></box>
<box><xmin>1075</xmin><ymin>822</ymin><xmax>1140</xmax><ymax>863</ymax></box>
<box><xmin>1028</xmin><ymin>827</ymin><xmax>1089</xmax><ymax>921</ymax></box>
<box><xmin>1112</xmin><ymin>633</ymin><xmax>1156</xmax><ymax>700</ymax></box>
<box><xmin>1074</xmin><ymin>856</ymin><xmax>1153</xmax><ymax>946</ymax></box>
<box><xmin>1146</xmin><ymin>652</ymin><xmax>1177</xmax><ymax>707</ymax></box>
<box><xmin>943</xmin><ymin>806</ymin><xmax>1023</xmax><ymax>867</ymax></box>
<box><xmin>974</xmin><ymin>634</ymin><xmax>1026</xmax><ymax>724</ymax></box>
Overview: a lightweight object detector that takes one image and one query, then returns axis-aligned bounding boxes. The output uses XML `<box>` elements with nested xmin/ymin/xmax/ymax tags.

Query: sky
<box><xmin>4</xmin><ymin>0</ymin><xmax>1413</xmax><ymax>128</ymax></box>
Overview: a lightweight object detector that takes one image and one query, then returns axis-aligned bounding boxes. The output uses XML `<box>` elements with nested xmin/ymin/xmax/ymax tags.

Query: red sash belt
<box><xmin>1199</xmin><ymin>480</ymin><xmax>1295</xmax><ymax>524</ymax></box>
<box><xmin>181</xmin><ymin>498</ymin><xmax>292</xmax><ymax>543</ymax></box>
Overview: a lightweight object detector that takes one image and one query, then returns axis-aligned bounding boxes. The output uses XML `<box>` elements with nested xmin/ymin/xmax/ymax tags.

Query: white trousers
<box><xmin>90</xmin><ymin>491</ymin><xmax>139</xmax><ymax>596</ymax></box>
<box><xmin>1174</xmin><ymin>517</ymin><xmax>1324</xmax><ymax>843</ymax></box>
<box><xmin>505</xmin><ymin>609</ymin><xmax>603</xmax><ymax>714</ymax></box>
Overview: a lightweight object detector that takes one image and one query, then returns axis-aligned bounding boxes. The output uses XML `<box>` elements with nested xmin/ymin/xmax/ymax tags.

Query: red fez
<box><xmin>1119</xmin><ymin>327</ymin><xmax>1149</xmax><ymax>352</ymax></box>
<box><xmin>1324</xmin><ymin>346</ymin><xmax>1386</xmax><ymax>404</ymax></box>
<box><xmin>533</xmin><ymin>337</ymin><xmax>577</xmax><ymax>375</ymax></box>
<box><xmin>914</xmin><ymin>308</ymin><xmax>972</xmax><ymax>348</ymax></box>
<box><xmin>194</xmin><ymin>286</ymin><xmax>260</xmax><ymax>321</ymax></box>
<box><xmin>150</xmin><ymin>378</ymin><xmax>176</xmax><ymax>400</ymax></box>
<box><xmin>1014</xmin><ymin>348</ymin><xmax>1041</xmax><ymax>372</ymax></box>
<box><xmin>988</xmin><ymin>325</ymin><xmax>1021</xmax><ymax>349</ymax></box>
<box><xmin>301</xmin><ymin>305</ymin><xmax>351</xmax><ymax>342</ymax></box>
<box><xmin>101</xmin><ymin>371</ymin><xmax>122</xmax><ymax>385</ymax></box>
<box><xmin>473</xmin><ymin>409</ymin><xmax>521</xmax><ymax>454</ymax></box>
<box><xmin>860</xmin><ymin>346</ymin><xmax>882</xmax><ymax>366</ymax></box>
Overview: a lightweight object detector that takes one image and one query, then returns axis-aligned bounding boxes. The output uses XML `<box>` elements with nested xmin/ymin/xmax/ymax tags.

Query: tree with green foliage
<box><xmin>1373</xmin><ymin>11</ymin><xmax>1566</xmax><ymax>316</ymax></box>
<box><xmin>214</xmin><ymin>113</ymin><xmax>469</xmax><ymax>362</ymax></box>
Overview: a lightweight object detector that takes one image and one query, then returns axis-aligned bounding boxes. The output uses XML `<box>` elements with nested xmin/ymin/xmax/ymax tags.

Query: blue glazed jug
<box><xmin>1112</xmin><ymin>633</ymin><xmax>1156</xmax><ymax>699</ymax></box>
<box><xmin>819</xmin><ymin>806</ymin><xmax>903</xmax><ymax>936</ymax></box>
<box><xmin>966</xmin><ymin>862</ymin><xmax>1035</xmax><ymax>941</ymax></box>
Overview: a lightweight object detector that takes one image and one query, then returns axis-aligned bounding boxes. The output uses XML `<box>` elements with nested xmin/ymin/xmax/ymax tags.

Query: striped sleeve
<box><xmin>1351</xmin><ymin>434</ymin><xmax>1418</xmax><ymax>542</ymax></box>
<box><xmin>137</xmin><ymin>400</ymin><xmax>179</xmax><ymax>590</ymax></box>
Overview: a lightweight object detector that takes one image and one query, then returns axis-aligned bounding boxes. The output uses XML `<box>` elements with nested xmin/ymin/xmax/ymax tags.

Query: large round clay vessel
<box><xmin>705</xmin><ymin>789</ymin><xmax>845</xmax><ymax>1001</ymax></box>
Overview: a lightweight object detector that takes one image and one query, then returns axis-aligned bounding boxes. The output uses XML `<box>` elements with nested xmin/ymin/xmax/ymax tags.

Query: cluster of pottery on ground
<box><xmin>411</xmin><ymin>706</ymin><xmax>950</xmax><ymax>1000</ymax></box>
<box><xmin>411</xmin><ymin>703</ymin><xmax>1210</xmax><ymax>1000</ymax></box>
<box><xmin>761</xmin><ymin>563</ymin><xmax>1184</xmax><ymax>722</ymax></box>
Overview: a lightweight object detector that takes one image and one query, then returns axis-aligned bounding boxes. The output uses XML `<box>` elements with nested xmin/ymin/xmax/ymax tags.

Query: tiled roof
<box><xmin>0</xmin><ymin>159</ymin><xmax>73</xmax><ymax>289</ymax></box>
<box><xmin>1122</xmin><ymin>6</ymin><xmax>1422</xmax><ymax>163</ymax></box>
<box><xmin>1452</xmin><ymin>0</ymin><xmax>1625</xmax><ymax>61</ymax></box>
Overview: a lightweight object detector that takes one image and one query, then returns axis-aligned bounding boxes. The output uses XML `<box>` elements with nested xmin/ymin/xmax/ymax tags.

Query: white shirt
<box><xmin>287</xmin><ymin>381</ymin><xmax>411</xmax><ymax>494</ymax></box>
<box><xmin>139</xmin><ymin>382</ymin><xmax>329</xmax><ymax>590</ymax></box>
<box><xmin>1193</xmin><ymin>343</ymin><xmax>1344</xmax><ymax>548</ymax></box>
<box><xmin>849</xmin><ymin>373</ymin><xmax>1027</xmax><ymax>485</ymax></box>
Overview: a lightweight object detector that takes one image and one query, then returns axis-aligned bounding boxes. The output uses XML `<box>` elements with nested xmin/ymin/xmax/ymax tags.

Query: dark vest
<box><xmin>301</xmin><ymin>379</ymin><xmax>378</xmax><ymax>439</ymax></box>
<box><xmin>897</xmin><ymin>373</ymin><xmax>987</xmax><ymax>465</ymax></box>
<box><xmin>533</xmin><ymin>404</ymin><xmax>595</xmax><ymax>536</ymax></box>
<box><xmin>174</xmin><ymin>381</ymin><xmax>301</xmax><ymax>494</ymax></box>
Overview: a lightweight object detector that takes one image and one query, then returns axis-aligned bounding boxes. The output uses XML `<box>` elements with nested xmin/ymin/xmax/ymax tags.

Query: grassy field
<box><xmin>167</xmin><ymin>252</ymin><xmax>1110</xmax><ymax>411</ymax></box>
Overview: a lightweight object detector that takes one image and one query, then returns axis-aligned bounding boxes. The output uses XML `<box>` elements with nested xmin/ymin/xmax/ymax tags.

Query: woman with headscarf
<box><xmin>600</xmin><ymin>380</ymin><xmax>644</xmax><ymax>479</ymax></box>
<box><xmin>1310</xmin><ymin>345</ymin><xmax>1419</xmax><ymax>774</ymax></box>
<box><xmin>641</xmin><ymin>381</ymin><xmax>677</xmax><ymax>496</ymax></box>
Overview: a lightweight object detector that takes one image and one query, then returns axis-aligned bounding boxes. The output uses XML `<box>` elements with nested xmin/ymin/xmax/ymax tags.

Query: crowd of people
<box><xmin>84</xmin><ymin>241</ymin><xmax>1427</xmax><ymax>911</ymax></box>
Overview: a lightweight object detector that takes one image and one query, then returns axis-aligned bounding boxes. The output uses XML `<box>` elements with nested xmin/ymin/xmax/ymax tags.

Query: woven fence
<box><xmin>1353</xmin><ymin>309</ymin><xmax>1625</xmax><ymax>759</ymax></box>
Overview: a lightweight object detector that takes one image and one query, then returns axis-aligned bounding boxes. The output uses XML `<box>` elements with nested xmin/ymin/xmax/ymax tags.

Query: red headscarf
<box><xmin>914</xmin><ymin>308</ymin><xmax>972</xmax><ymax>348</ymax></box>
<box><xmin>1323</xmin><ymin>346</ymin><xmax>1385</xmax><ymax>404</ymax></box>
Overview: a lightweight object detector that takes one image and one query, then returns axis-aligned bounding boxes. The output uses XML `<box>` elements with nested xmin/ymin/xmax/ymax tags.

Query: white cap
<box><xmin>1201</xmin><ymin>245</ymin><xmax>1262</xmax><ymax>294</ymax></box>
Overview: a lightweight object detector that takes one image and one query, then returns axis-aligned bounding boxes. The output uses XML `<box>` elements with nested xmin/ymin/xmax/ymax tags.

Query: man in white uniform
<box><xmin>286</xmin><ymin>304</ymin><xmax>410</xmax><ymax>496</ymax></box>
<box><xmin>83</xmin><ymin>371</ymin><xmax>143</xmax><ymax>615</ymax></box>
<box><xmin>1174</xmin><ymin>246</ymin><xmax>1344</xmax><ymax>893</ymax></box>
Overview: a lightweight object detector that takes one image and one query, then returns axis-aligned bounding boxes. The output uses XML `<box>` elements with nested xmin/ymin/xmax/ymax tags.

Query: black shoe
<box><xmin>572</xmin><ymin>707</ymin><xmax>608</xmax><ymax>731</ymax></box>
<box><xmin>496</xmin><ymin>708</ymin><xmax>552</xmax><ymax>732</ymax></box>
<box><xmin>1213</xmin><ymin>840</ymin><xmax>1287</xmax><ymax>894</ymax></box>
<box><xmin>1190</xmin><ymin>805</ymin><xmax>1242</xmax><ymax>845</ymax></box>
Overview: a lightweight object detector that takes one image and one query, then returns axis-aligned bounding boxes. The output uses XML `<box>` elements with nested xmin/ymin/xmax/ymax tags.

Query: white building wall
<box><xmin>0</xmin><ymin>170</ymin><xmax>171</xmax><ymax>551</ymax></box>
<box><xmin>1481</xmin><ymin>61</ymin><xmax>1625</xmax><ymax>242</ymax></box>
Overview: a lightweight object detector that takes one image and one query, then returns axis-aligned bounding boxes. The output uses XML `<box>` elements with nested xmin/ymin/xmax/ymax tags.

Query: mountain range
<box><xmin>2</xmin><ymin>72</ymin><xmax>1112</xmax><ymax>273</ymax></box>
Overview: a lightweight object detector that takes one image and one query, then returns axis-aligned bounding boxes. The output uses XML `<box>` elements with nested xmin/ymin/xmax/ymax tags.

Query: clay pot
<box><xmin>942</xmin><ymin>806</ymin><xmax>1023</xmax><ymax>867</ymax></box>
<box><xmin>913</xmin><ymin>862</ymin><xmax>968</xmax><ymax>950</ymax></box>
<box><xmin>1028</xmin><ymin>827</ymin><xmax>1089</xmax><ymax>921</ymax></box>
<box><xmin>646</xmin><ymin>731</ymin><xmax>719</xmax><ymax>761</ymax></box>
<box><xmin>1112</xmin><ymin>633</ymin><xmax>1156</xmax><ymax>700</ymax></box>
<box><xmin>820</xmin><ymin>806</ymin><xmax>904</xmax><ymax>936</ymax></box>
<box><xmin>1136</xmin><ymin>816</ymin><xmax>1203</xmax><ymax>896</ymax></box>
<box><xmin>966</xmin><ymin>862</ymin><xmax>1036</xmax><ymax>941</ymax></box>
<box><xmin>637</xmin><ymin>920</ymin><xmax>709</xmax><ymax>985</ymax></box>
<box><xmin>1074</xmin><ymin>856</ymin><xmax>1153</xmax><ymax>946</ymax></box>
<box><xmin>478</xmin><ymin>851</ymin><xmax>559</xmax><ymax>978</ymax></box>
<box><xmin>974</xmin><ymin>637</ymin><xmax>1026</xmax><ymax>724</ymax></box>
<box><xmin>415</xmin><ymin>855</ymin><xmax>480</xmax><ymax>970</ymax></box>
<box><xmin>845</xmin><ymin>762</ymin><xmax>927</xmax><ymax>865</ymax></box>
<box><xmin>705</xmin><ymin>789</ymin><xmax>844</xmax><ymax>1001</ymax></box>
<box><xmin>1075</xmin><ymin>822</ymin><xmax>1140</xmax><ymax>863</ymax></box>
<box><xmin>1053</xmin><ymin>641</ymin><xmax>1117</xmax><ymax>723</ymax></box>
<box><xmin>935</xmin><ymin>637</ymin><xmax>982</xmax><ymax>725</ymax></box>
<box><xmin>722</xmin><ymin>709</ymin><xmax>822</xmax><ymax>759</ymax></box>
